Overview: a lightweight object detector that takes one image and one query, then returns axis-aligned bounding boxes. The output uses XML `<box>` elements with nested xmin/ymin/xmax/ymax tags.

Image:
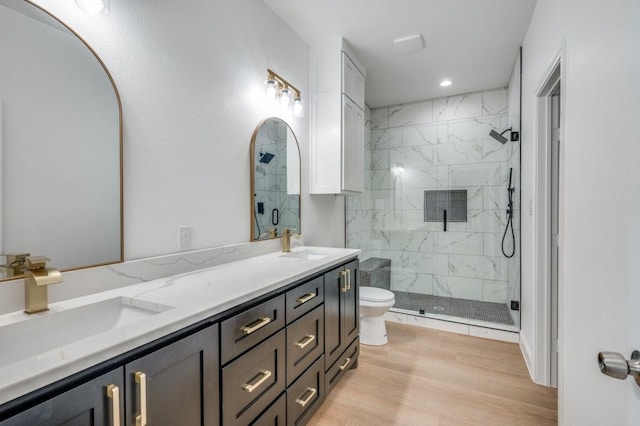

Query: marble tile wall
<box><xmin>348</xmin><ymin>87</ymin><xmax>521</xmax><ymax>312</ymax></box>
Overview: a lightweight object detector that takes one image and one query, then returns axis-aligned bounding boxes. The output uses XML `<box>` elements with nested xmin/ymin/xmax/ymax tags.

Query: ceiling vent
<box><xmin>392</xmin><ymin>34</ymin><xmax>424</xmax><ymax>54</ymax></box>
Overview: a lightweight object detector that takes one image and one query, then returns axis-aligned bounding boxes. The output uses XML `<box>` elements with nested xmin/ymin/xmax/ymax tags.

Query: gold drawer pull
<box><xmin>340</xmin><ymin>270</ymin><xmax>348</xmax><ymax>292</ymax></box>
<box><xmin>242</xmin><ymin>370</ymin><xmax>272</xmax><ymax>393</ymax></box>
<box><xmin>346</xmin><ymin>268</ymin><xmax>351</xmax><ymax>291</ymax></box>
<box><xmin>135</xmin><ymin>371</ymin><xmax>147</xmax><ymax>426</ymax></box>
<box><xmin>296</xmin><ymin>292</ymin><xmax>317</xmax><ymax>304</ymax></box>
<box><xmin>294</xmin><ymin>334</ymin><xmax>316</xmax><ymax>349</ymax></box>
<box><xmin>295</xmin><ymin>387</ymin><xmax>317</xmax><ymax>407</ymax></box>
<box><xmin>241</xmin><ymin>317</ymin><xmax>271</xmax><ymax>335</ymax></box>
<box><xmin>106</xmin><ymin>384</ymin><xmax>121</xmax><ymax>426</ymax></box>
<box><xmin>339</xmin><ymin>357</ymin><xmax>351</xmax><ymax>371</ymax></box>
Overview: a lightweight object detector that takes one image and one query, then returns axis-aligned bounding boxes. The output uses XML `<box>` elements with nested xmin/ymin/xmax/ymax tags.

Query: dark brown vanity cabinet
<box><xmin>324</xmin><ymin>259</ymin><xmax>359</xmax><ymax>374</ymax></box>
<box><xmin>0</xmin><ymin>257</ymin><xmax>359</xmax><ymax>426</ymax></box>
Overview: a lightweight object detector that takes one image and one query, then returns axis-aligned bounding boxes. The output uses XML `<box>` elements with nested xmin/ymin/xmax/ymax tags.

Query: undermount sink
<box><xmin>0</xmin><ymin>297</ymin><xmax>173</xmax><ymax>366</ymax></box>
<box><xmin>280</xmin><ymin>248</ymin><xmax>334</xmax><ymax>260</ymax></box>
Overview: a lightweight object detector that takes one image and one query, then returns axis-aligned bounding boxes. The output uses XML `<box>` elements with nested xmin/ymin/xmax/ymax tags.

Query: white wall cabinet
<box><xmin>310</xmin><ymin>40</ymin><xmax>366</xmax><ymax>195</ymax></box>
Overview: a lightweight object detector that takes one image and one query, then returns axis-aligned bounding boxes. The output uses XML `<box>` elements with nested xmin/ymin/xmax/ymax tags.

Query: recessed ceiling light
<box><xmin>440</xmin><ymin>80</ymin><xmax>452</xmax><ymax>87</ymax></box>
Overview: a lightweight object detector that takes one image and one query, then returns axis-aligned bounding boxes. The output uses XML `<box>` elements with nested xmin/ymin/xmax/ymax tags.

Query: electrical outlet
<box><xmin>179</xmin><ymin>226</ymin><xmax>192</xmax><ymax>250</ymax></box>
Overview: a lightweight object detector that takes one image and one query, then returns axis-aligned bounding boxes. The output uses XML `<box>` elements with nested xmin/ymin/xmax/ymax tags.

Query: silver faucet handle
<box><xmin>26</xmin><ymin>256</ymin><xmax>51</xmax><ymax>270</ymax></box>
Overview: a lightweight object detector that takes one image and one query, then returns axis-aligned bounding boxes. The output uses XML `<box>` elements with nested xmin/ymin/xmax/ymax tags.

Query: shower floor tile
<box><xmin>390</xmin><ymin>290</ymin><xmax>515</xmax><ymax>326</ymax></box>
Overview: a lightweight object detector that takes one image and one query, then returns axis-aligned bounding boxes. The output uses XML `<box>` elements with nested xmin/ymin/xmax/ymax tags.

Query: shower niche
<box><xmin>346</xmin><ymin>51</ymin><xmax>522</xmax><ymax>331</ymax></box>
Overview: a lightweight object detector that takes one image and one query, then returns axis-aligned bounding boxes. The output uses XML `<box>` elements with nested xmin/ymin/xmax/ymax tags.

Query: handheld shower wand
<box><xmin>502</xmin><ymin>168</ymin><xmax>516</xmax><ymax>258</ymax></box>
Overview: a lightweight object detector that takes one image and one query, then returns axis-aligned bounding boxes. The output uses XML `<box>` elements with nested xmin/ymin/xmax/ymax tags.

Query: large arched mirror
<box><xmin>250</xmin><ymin>118</ymin><xmax>301</xmax><ymax>241</ymax></box>
<box><xmin>0</xmin><ymin>0</ymin><xmax>123</xmax><ymax>280</ymax></box>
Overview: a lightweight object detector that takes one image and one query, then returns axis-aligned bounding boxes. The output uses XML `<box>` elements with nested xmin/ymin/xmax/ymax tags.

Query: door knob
<box><xmin>597</xmin><ymin>350</ymin><xmax>640</xmax><ymax>387</ymax></box>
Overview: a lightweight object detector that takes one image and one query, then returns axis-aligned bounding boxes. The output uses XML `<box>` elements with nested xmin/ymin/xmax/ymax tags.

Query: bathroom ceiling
<box><xmin>263</xmin><ymin>0</ymin><xmax>537</xmax><ymax>108</ymax></box>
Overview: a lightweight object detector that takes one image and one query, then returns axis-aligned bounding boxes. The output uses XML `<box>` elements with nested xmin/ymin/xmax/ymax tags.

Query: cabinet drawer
<box><xmin>221</xmin><ymin>295</ymin><xmax>285</xmax><ymax>364</ymax></box>
<box><xmin>251</xmin><ymin>392</ymin><xmax>286</xmax><ymax>426</ymax></box>
<box><xmin>222</xmin><ymin>330</ymin><xmax>286</xmax><ymax>426</ymax></box>
<box><xmin>287</xmin><ymin>304</ymin><xmax>324</xmax><ymax>385</ymax></box>
<box><xmin>287</xmin><ymin>355</ymin><xmax>325</xmax><ymax>426</ymax></box>
<box><xmin>286</xmin><ymin>276</ymin><xmax>324</xmax><ymax>324</ymax></box>
<box><xmin>325</xmin><ymin>337</ymin><xmax>359</xmax><ymax>395</ymax></box>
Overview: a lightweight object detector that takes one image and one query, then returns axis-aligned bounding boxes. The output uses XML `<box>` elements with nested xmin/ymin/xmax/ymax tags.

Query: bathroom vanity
<box><xmin>0</xmin><ymin>247</ymin><xmax>360</xmax><ymax>425</ymax></box>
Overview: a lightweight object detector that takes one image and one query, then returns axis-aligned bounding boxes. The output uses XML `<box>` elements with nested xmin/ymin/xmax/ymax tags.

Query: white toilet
<box><xmin>359</xmin><ymin>286</ymin><xmax>395</xmax><ymax>346</ymax></box>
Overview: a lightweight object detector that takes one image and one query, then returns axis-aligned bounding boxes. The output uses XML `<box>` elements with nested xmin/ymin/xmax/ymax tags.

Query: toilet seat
<box><xmin>360</xmin><ymin>287</ymin><xmax>394</xmax><ymax>303</ymax></box>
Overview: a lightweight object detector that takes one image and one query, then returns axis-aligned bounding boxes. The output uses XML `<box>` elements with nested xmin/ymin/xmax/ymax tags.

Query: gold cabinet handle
<box><xmin>346</xmin><ymin>268</ymin><xmax>351</xmax><ymax>291</ymax></box>
<box><xmin>106</xmin><ymin>384</ymin><xmax>121</xmax><ymax>426</ymax></box>
<box><xmin>340</xmin><ymin>270</ymin><xmax>348</xmax><ymax>293</ymax></box>
<box><xmin>339</xmin><ymin>357</ymin><xmax>351</xmax><ymax>371</ymax></box>
<box><xmin>242</xmin><ymin>370</ymin><xmax>272</xmax><ymax>393</ymax></box>
<box><xmin>294</xmin><ymin>334</ymin><xmax>316</xmax><ymax>349</ymax></box>
<box><xmin>241</xmin><ymin>317</ymin><xmax>271</xmax><ymax>335</ymax></box>
<box><xmin>296</xmin><ymin>292</ymin><xmax>317</xmax><ymax>304</ymax></box>
<box><xmin>295</xmin><ymin>387</ymin><xmax>317</xmax><ymax>407</ymax></box>
<box><xmin>135</xmin><ymin>371</ymin><xmax>147</xmax><ymax>426</ymax></box>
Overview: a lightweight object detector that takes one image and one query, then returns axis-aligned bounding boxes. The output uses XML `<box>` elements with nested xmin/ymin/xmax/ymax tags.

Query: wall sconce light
<box><xmin>75</xmin><ymin>0</ymin><xmax>110</xmax><ymax>15</ymax></box>
<box><xmin>264</xmin><ymin>69</ymin><xmax>303</xmax><ymax>118</ymax></box>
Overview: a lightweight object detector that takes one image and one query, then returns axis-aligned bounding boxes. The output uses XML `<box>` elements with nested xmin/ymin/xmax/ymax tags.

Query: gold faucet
<box><xmin>23</xmin><ymin>256</ymin><xmax>63</xmax><ymax>314</ymax></box>
<box><xmin>281</xmin><ymin>228</ymin><xmax>292</xmax><ymax>252</ymax></box>
<box><xmin>0</xmin><ymin>253</ymin><xmax>30</xmax><ymax>277</ymax></box>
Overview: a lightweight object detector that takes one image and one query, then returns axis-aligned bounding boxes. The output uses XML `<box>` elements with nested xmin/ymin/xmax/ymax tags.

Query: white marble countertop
<box><xmin>0</xmin><ymin>246</ymin><xmax>360</xmax><ymax>406</ymax></box>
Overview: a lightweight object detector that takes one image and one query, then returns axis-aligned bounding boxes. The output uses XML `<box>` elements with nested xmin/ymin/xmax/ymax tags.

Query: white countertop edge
<box><xmin>0</xmin><ymin>247</ymin><xmax>360</xmax><ymax>406</ymax></box>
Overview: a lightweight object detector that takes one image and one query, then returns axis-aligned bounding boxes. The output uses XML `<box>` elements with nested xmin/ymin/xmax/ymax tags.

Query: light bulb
<box><xmin>292</xmin><ymin>97</ymin><xmax>303</xmax><ymax>118</ymax></box>
<box><xmin>440</xmin><ymin>79</ymin><xmax>452</xmax><ymax>87</ymax></box>
<box><xmin>75</xmin><ymin>0</ymin><xmax>109</xmax><ymax>15</ymax></box>
<box><xmin>279</xmin><ymin>87</ymin><xmax>293</xmax><ymax>108</ymax></box>
<box><xmin>265</xmin><ymin>79</ymin><xmax>278</xmax><ymax>103</ymax></box>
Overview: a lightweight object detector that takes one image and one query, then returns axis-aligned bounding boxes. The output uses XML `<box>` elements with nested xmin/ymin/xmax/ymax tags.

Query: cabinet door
<box><xmin>125</xmin><ymin>325</ymin><xmax>218</xmax><ymax>426</ymax></box>
<box><xmin>343</xmin><ymin>259</ymin><xmax>360</xmax><ymax>346</ymax></box>
<box><xmin>0</xmin><ymin>368</ymin><xmax>124</xmax><ymax>426</ymax></box>
<box><xmin>323</xmin><ymin>265</ymin><xmax>344</xmax><ymax>369</ymax></box>
<box><xmin>342</xmin><ymin>52</ymin><xmax>365</xmax><ymax>109</ymax></box>
<box><xmin>341</xmin><ymin>95</ymin><xmax>364</xmax><ymax>193</ymax></box>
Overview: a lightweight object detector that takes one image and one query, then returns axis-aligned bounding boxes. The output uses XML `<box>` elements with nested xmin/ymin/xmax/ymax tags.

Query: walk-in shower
<box><xmin>347</xmin><ymin>52</ymin><xmax>522</xmax><ymax>331</ymax></box>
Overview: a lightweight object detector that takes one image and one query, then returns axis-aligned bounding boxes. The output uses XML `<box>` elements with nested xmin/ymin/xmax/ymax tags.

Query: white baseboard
<box><xmin>384</xmin><ymin>311</ymin><xmax>519</xmax><ymax>343</ymax></box>
<box><xmin>519</xmin><ymin>332</ymin><xmax>535</xmax><ymax>381</ymax></box>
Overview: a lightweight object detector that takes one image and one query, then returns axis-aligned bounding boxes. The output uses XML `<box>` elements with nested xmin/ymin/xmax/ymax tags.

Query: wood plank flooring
<box><xmin>309</xmin><ymin>321</ymin><xmax>557</xmax><ymax>426</ymax></box>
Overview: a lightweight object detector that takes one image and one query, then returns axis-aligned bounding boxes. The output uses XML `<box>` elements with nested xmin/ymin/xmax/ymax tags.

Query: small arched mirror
<box><xmin>250</xmin><ymin>118</ymin><xmax>301</xmax><ymax>241</ymax></box>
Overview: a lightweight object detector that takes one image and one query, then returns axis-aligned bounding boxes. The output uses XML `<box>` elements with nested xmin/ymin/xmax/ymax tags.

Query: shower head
<box><xmin>489</xmin><ymin>127</ymin><xmax>519</xmax><ymax>144</ymax></box>
<box><xmin>259</xmin><ymin>152</ymin><xmax>275</xmax><ymax>164</ymax></box>
<box><xmin>489</xmin><ymin>129</ymin><xmax>509</xmax><ymax>144</ymax></box>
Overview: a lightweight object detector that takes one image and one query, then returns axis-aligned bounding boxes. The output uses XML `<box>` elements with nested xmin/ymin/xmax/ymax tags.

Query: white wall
<box><xmin>28</xmin><ymin>0</ymin><xmax>345</xmax><ymax>263</ymax></box>
<box><xmin>521</xmin><ymin>0</ymin><xmax>637</xmax><ymax>423</ymax></box>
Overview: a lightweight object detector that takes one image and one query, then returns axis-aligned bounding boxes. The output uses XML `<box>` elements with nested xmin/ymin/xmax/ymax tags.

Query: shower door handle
<box><xmin>598</xmin><ymin>350</ymin><xmax>640</xmax><ymax>387</ymax></box>
<box><xmin>443</xmin><ymin>209</ymin><xmax>447</xmax><ymax>232</ymax></box>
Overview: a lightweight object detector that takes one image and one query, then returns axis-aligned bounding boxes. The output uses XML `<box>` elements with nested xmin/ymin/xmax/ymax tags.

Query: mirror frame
<box><xmin>0</xmin><ymin>1</ymin><xmax>124</xmax><ymax>281</ymax></box>
<box><xmin>250</xmin><ymin>117</ymin><xmax>301</xmax><ymax>242</ymax></box>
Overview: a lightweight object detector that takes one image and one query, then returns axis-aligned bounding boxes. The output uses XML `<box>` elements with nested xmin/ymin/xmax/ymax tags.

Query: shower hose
<box><xmin>502</xmin><ymin>168</ymin><xmax>516</xmax><ymax>258</ymax></box>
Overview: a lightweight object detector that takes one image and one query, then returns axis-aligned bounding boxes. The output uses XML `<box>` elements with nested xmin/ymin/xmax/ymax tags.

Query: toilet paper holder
<box><xmin>597</xmin><ymin>350</ymin><xmax>640</xmax><ymax>387</ymax></box>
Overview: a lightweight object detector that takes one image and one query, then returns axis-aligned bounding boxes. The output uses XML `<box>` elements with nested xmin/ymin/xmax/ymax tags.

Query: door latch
<box><xmin>597</xmin><ymin>350</ymin><xmax>640</xmax><ymax>387</ymax></box>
